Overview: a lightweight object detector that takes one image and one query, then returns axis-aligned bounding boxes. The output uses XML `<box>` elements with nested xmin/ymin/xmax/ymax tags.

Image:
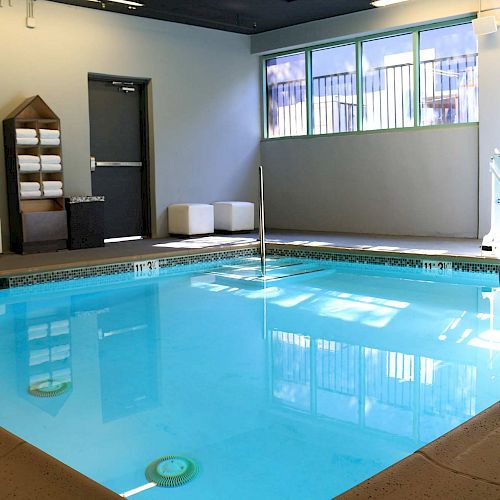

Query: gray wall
<box><xmin>251</xmin><ymin>0</ymin><xmax>477</xmax><ymax>55</ymax></box>
<box><xmin>261</xmin><ymin>127</ymin><xmax>479</xmax><ymax>237</ymax></box>
<box><xmin>0</xmin><ymin>1</ymin><xmax>261</xmax><ymax>250</ymax></box>
<box><xmin>253</xmin><ymin>0</ymin><xmax>500</xmax><ymax>238</ymax></box>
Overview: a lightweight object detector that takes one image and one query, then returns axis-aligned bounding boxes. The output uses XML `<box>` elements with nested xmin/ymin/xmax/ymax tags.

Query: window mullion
<box><xmin>413</xmin><ymin>31</ymin><xmax>420</xmax><ymax>128</ymax></box>
<box><xmin>356</xmin><ymin>40</ymin><xmax>363</xmax><ymax>132</ymax></box>
<box><xmin>305</xmin><ymin>49</ymin><xmax>313</xmax><ymax>135</ymax></box>
<box><xmin>262</xmin><ymin>58</ymin><xmax>269</xmax><ymax>139</ymax></box>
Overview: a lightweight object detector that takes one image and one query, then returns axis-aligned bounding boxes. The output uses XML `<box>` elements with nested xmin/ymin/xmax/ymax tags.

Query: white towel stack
<box><xmin>42</xmin><ymin>180</ymin><xmax>63</xmax><ymax>198</ymax></box>
<box><xmin>29</xmin><ymin>349</ymin><xmax>49</xmax><ymax>366</ymax></box>
<box><xmin>16</xmin><ymin>128</ymin><xmax>38</xmax><ymax>146</ymax></box>
<box><xmin>20</xmin><ymin>181</ymin><xmax>41</xmax><ymax>198</ymax></box>
<box><xmin>28</xmin><ymin>324</ymin><xmax>49</xmax><ymax>341</ymax></box>
<box><xmin>51</xmin><ymin>345</ymin><xmax>70</xmax><ymax>362</ymax></box>
<box><xmin>39</xmin><ymin>129</ymin><xmax>60</xmax><ymax>146</ymax></box>
<box><xmin>50</xmin><ymin>320</ymin><xmax>69</xmax><ymax>337</ymax></box>
<box><xmin>40</xmin><ymin>154</ymin><xmax>62</xmax><ymax>172</ymax></box>
<box><xmin>17</xmin><ymin>154</ymin><xmax>40</xmax><ymax>173</ymax></box>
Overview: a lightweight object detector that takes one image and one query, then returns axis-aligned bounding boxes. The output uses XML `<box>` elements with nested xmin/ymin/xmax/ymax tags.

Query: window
<box><xmin>419</xmin><ymin>23</ymin><xmax>478</xmax><ymax>126</ymax></box>
<box><xmin>312</xmin><ymin>44</ymin><xmax>357</xmax><ymax>134</ymax></box>
<box><xmin>362</xmin><ymin>34</ymin><xmax>414</xmax><ymax>130</ymax></box>
<box><xmin>263</xmin><ymin>19</ymin><xmax>478</xmax><ymax>138</ymax></box>
<box><xmin>265</xmin><ymin>53</ymin><xmax>306</xmax><ymax>138</ymax></box>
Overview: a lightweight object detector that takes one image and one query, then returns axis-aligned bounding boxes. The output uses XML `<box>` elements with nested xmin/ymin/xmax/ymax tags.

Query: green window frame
<box><xmin>262</xmin><ymin>17</ymin><xmax>477</xmax><ymax>140</ymax></box>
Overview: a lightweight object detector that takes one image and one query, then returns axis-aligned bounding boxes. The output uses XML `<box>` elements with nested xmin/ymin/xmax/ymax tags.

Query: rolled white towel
<box><xmin>16</xmin><ymin>128</ymin><xmax>37</xmax><ymax>138</ymax></box>
<box><xmin>19</xmin><ymin>163</ymin><xmax>41</xmax><ymax>173</ymax></box>
<box><xmin>39</xmin><ymin>129</ymin><xmax>60</xmax><ymax>139</ymax></box>
<box><xmin>40</xmin><ymin>155</ymin><xmax>61</xmax><ymax>164</ymax></box>
<box><xmin>43</xmin><ymin>180</ymin><xmax>63</xmax><ymax>190</ymax></box>
<box><xmin>43</xmin><ymin>189</ymin><xmax>63</xmax><ymax>198</ymax></box>
<box><xmin>18</xmin><ymin>155</ymin><xmax>40</xmax><ymax>163</ymax></box>
<box><xmin>17</xmin><ymin>137</ymin><xmax>39</xmax><ymax>145</ymax></box>
<box><xmin>41</xmin><ymin>163</ymin><xmax>62</xmax><ymax>172</ymax></box>
<box><xmin>20</xmin><ymin>181</ymin><xmax>41</xmax><ymax>192</ymax></box>
<box><xmin>40</xmin><ymin>138</ymin><xmax>60</xmax><ymax>146</ymax></box>
<box><xmin>21</xmin><ymin>190</ymin><xmax>42</xmax><ymax>198</ymax></box>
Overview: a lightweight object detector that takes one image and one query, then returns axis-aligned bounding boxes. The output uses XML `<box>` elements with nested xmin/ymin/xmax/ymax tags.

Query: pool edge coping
<box><xmin>336</xmin><ymin>401</ymin><xmax>500</xmax><ymax>499</ymax></box>
<box><xmin>0</xmin><ymin>426</ymin><xmax>121</xmax><ymax>499</ymax></box>
<box><xmin>2</xmin><ymin>241</ymin><xmax>500</xmax><ymax>288</ymax></box>
<box><xmin>0</xmin><ymin>243</ymin><xmax>260</xmax><ymax>279</ymax></box>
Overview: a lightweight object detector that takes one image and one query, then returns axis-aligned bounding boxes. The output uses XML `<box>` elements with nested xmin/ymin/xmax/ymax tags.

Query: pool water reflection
<box><xmin>0</xmin><ymin>259</ymin><xmax>498</xmax><ymax>499</ymax></box>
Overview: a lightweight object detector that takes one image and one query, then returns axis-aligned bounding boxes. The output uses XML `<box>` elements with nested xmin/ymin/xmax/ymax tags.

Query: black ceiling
<box><xmin>50</xmin><ymin>0</ymin><xmax>376</xmax><ymax>34</ymax></box>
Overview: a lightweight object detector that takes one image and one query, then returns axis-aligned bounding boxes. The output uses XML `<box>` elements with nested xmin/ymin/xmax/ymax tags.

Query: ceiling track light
<box><xmin>371</xmin><ymin>0</ymin><xmax>409</xmax><ymax>7</ymax></box>
<box><xmin>84</xmin><ymin>0</ymin><xmax>144</xmax><ymax>7</ymax></box>
<box><xmin>107</xmin><ymin>0</ymin><xmax>144</xmax><ymax>7</ymax></box>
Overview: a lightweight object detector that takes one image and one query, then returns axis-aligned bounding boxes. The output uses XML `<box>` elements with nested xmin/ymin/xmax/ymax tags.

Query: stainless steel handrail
<box><xmin>259</xmin><ymin>165</ymin><xmax>266</xmax><ymax>277</ymax></box>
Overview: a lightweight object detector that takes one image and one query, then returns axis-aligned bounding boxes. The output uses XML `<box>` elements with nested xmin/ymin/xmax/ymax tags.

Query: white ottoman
<box><xmin>168</xmin><ymin>203</ymin><xmax>214</xmax><ymax>236</ymax></box>
<box><xmin>213</xmin><ymin>201</ymin><xmax>255</xmax><ymax>232</ymax></box>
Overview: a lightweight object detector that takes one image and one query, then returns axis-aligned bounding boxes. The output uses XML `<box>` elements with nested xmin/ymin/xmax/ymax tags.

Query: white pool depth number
<box><xmin>422</xmin><ymin>260</ymin><xmax>453</xmax><ymax>276</ymax></box>
<box><xmin>134</xmin><ymin>259</ymin><xmax>160</xmax><ymax>279</ymax></box>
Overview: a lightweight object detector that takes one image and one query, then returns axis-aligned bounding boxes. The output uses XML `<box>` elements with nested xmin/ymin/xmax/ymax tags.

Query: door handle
<box><xmin>90</xmin><ymin>156</ymin><xmax>96</xmax><ymax>172</ymax></box>
<box><xmin>94</xmin><ymin>161</ymin><xmax>143</xmax><ymax>167</ymax></box>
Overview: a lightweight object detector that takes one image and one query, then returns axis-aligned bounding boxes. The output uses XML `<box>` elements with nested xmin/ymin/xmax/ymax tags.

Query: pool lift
<box><xmin>482</xmin><ymin>151</ymin><xmax>500</xmax><ymax>256</ymax></box>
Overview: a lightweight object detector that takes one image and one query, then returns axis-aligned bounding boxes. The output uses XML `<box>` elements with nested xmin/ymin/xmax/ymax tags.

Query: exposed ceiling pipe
<box><xmin>26</xmin><ymin>0</ymin><xmax>35</xmax><ymax>28</ymax></box>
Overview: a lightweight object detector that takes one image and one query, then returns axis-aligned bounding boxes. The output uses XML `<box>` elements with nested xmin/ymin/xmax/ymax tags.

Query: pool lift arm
<box><xmin>482</xmin><ymin>152</ymin><xmax>500</xmax><ymax>256</ymax></box>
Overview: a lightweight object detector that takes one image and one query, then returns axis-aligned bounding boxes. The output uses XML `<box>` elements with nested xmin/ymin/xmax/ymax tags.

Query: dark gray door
<box><xmin>89</xmin><ymin>78</ymin><xmax>149</xmax><ymax>239</ymax></box>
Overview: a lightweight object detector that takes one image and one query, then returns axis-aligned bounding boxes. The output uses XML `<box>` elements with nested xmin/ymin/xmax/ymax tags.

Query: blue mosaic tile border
<box><xmin>0</xmin><ymin>247</ymin><xmax>258</xmax><ymax>289</ymax></box>
<box><xmin>267</xmin><ymin>246</ymin><xmax>500</xmax><ymax>274</ymax></box>
<box><xmin>2</xmin><ymin>244</ymin><xmax>500</xmax><ymax>289</ymax></box>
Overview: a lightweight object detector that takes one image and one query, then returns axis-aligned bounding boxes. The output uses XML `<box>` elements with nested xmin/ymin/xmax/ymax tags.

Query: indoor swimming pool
<box><xmin>0</xmin><ymin>256</ymin><xmax>499</xmax><ymax>499</ymax></box>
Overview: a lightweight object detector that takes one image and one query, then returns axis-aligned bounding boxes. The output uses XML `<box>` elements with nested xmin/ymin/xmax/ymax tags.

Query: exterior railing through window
<box><xmin>266</xmin><ymin>53</ymin><xmax>478</xmax><ymax>138</ymax></box>
<box><xmin>363</xmin><ymin>62</ymin><xmax>414</xmax><ymax>130</ymax></box>
<box><xmin>313</xmin><ymin>70</ymin><xmax>357</xmax><ymax>135</ymax></box>
<box><xmin>420</xmin><ymin>53</ymin><xmax>478</xmax><ymax>126</ymax></box>
<box><xmin>267</xmin><ymin>78</ymin><xmax>307</xmax><ymax>138</ymax></box>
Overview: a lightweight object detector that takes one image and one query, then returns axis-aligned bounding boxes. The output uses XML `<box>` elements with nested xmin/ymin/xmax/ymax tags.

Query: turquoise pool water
<box><xmin>0</xmin><ymin>256</ymin><xmax>499</xmax><ymax>499</ymax></box>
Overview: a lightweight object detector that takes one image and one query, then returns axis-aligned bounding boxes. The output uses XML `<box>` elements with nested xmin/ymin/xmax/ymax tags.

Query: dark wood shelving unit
<box><xmin>3</xmin><ymin>96</ymin><xmax>67</xmax><ymax>254</ymax></box>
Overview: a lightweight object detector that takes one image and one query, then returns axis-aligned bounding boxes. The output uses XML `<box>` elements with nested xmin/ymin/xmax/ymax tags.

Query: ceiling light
<box><xmin>107</xmin><ymin>0</ymin><xmax>144</xmax><ymax>6</ymax></box>
<box><xmin>85</xmin><ymin>0</ymin><xmax>144</xmax><ymax>6</ymax></box>
<box><xmin>108</xmin><ymin>0</ymin><xmax>144</xmax><ymax>7</ymax></box>
<box><xmin>371</xmin><ymin>0</ymin><xmax>409</xmax><ymax>7</ymax></box>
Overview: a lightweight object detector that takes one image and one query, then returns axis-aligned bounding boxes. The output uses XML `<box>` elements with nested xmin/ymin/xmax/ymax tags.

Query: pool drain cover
<box><xmin>28</xmin><ymin>379</ymin><xmax>71</xmax><ymax>398</ymax></box>
<box><xmin>145</xmin><ymin>455</ymin><xmax>198</xmax><ymax>487</ymax></box>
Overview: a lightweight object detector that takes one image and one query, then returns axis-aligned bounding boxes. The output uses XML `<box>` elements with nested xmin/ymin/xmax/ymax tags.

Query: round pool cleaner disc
<box><xmin>28</xmin><ymin>379</ymin><xmax>71</xmax><ymax>398</ymax></box>
<box><xmin>145</xmin><ymin>455</ymin><xmax>198</xmax><ymax>487</ymax></box>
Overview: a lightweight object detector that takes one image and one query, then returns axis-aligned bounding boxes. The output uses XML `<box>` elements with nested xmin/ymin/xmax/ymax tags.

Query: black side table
<box><xmin>65</xmin><ymin>196</ymin><xmax>105</xmax><ymax>250</ymax></box>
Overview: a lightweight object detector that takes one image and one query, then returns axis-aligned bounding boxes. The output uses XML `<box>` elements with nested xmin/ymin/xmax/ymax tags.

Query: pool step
<box><xmin>206</xmin><ymin>259</ymin><xmax>326</xmax><ymax>282</ymax></box>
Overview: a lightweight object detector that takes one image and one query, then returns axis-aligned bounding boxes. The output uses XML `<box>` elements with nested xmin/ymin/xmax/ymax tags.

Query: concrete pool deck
<box><xmin>0</xmin><ymin>230</ymin><xmax>498</xmax><ymax>499</ymax></box>
<box><xmin>0</xmin><ymin>427</ymin><xmax>120</xmax><ymax>499</ymax></box>
<box><xmin>0</xmin><ymin>230</ymin><xmax>492</xmax><ymax>278</ymax></box>
<box><xmin>338</xmin><ymin>401</ymin><xmax>500</xmax><ymax>499</ymax></box>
